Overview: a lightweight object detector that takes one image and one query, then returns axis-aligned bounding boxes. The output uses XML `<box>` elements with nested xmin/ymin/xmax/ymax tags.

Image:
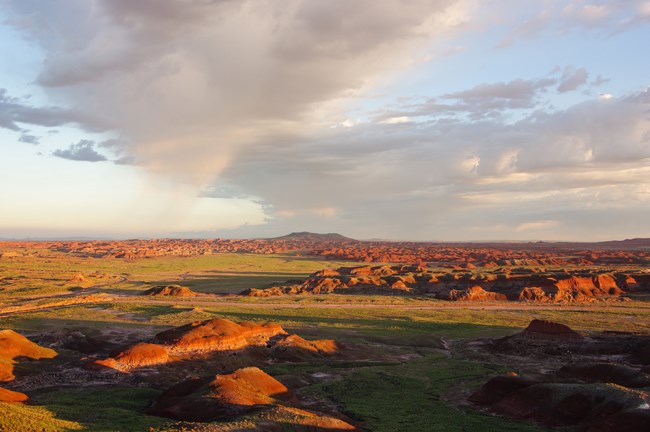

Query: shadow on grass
<box><xmin>208</xmin><ymin>309</ymin><xmax>516</xmax><ymax>336</ymax></box>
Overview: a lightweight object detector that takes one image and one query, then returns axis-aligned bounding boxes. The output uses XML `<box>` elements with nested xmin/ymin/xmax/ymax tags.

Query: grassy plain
<box><xmin>1</xmin><ymin>249</ymin><xmax>648</xmax><ymax>431</ymax></box>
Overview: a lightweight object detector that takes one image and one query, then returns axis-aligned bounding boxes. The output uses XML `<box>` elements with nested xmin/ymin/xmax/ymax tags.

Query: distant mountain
<box><xmin>514</xmin><ymin>238</ymin><xmax>650</xmax><ymax>250</ymax></box>
<box><xmin>580</xmin><ymin>238</ymin><xmax>650</xmax><ymax>249</ymax></box>
<box><xmin>270</xmin><ymin>232</ymin><xmax>356</xmax><ymax>242</ymax></box>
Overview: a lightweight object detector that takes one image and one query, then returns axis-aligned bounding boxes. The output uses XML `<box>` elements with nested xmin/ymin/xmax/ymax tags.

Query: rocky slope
<box><xmin>241</xmin><ymin>263</ymin><xmax>647</xmax><ymax>302</ymax></box>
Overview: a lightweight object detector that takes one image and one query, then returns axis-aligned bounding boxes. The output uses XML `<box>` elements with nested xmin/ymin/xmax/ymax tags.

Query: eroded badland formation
<box><xmin>0</xmin><ymin>234</ymin><xmax>649</xmax><ymax>431</ymax></box>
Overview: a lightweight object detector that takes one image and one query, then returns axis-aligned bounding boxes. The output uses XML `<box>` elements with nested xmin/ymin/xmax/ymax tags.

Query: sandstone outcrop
<box><xmin>89</xmin><ymin>318</ymin><xmax>338</xmax><ymax>372</ymax></box>
<box><xmin>587</xmin><ymin>408</ymin><xmax>650</xmax><ymax>432</ymax></box>
<box><xmin>447</xmin><ymin>286</ymin><xmax>507</xmax><ymax>302</ymax></box>
<box><xmin>149</xmin><ymin>367</ymin><xmax>292</xmax><ymax>421</ymax></box>
<box><xmin>472</xmin><ymin>321</ymin><xmax>650</xmax><ymax>431</ymax></box>
<box><xmin>557</xmin><ymin>362</ymin><xmax>650</xmax><ymax>388</ymax></box>
<box><xmin>498</xmin><ymin>383</ymin><xmax>647</xmax><ymax>427</ymax></box>
<box><xmin>0</xmin><ymin>330</ymin><xmax>57</xmax><ymax>382</ymax></box>
<box><xmin>242</xmin><ymin>263</ymin><xmax>636</xmax><ymax>302</ymax></box>
<box><xmin>490</xmin><ymin>320</ymin><xmax>584</xmax><ymax>357</ymax></box>
<box><xmin>38</xmin><ymin>329</ymin><xmax>108</xmax><ymax>354</ymax></box>
<box><xmin>153</xmin><ymin>318</ymin><xmax>286</xmax><ymax>354</ymax></box>
<box><xmin>92</xmin><ymin>343</ymin><xmax>171</xmax><ymax>372</ymax></box>
<box><xmin>468</xmin><ymin>373</ymin><xmax>539</xmax><ymax>406</ymax></box>
<box><xmin>522</xmin><ymin>319</ymin><xmax>583</xmax><ymax>341</ymax></box>
<box><xmin>143</xmin><ymin>285</ymin><xmax>198</xmax><ymax>297</ymax></box>
<box><xmin>472</xmin><ymin>375</ymin><xmax>649</xmax><ymax>430</ymax></box>
<box><xmin>271</xmin><ymin>335</ymin><xmax>339</xmax><ymax>361</ymax></box>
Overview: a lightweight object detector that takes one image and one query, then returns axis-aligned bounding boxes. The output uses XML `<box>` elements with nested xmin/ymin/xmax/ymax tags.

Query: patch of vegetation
<box><xmin>0</xmin><ymin>402</ymin><xmax>82</xmax><ymax>432</ymax></box>
<box><xmin>32</xmin><ymin>386</ymin><xmax>170</xmax><ymax>432</ymax></box>
<box><xmin>309</xmin><ymin>353</ymin><xmax>549</xmax><ymax>432</ymax></box>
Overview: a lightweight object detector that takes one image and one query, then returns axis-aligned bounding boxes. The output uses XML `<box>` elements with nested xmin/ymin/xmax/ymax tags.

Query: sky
<box><xmin>0</xmin><ymin>0</ymin><xmax>649</xmax><ymax>241</ymax></box>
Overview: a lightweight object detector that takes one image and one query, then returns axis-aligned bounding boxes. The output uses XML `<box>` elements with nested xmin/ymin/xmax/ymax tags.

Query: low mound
<box><xmin>149</xmin><ymin>367</ymin><xmax>356</xmax><ymax>429</ymax></box>
<box><xmin>148</xmin><ymin>367</ymin><xmax>292</xmax><ymax>421</ymax></box>
<box><xmin>0</xmin><ymin>387</ymin><xmax>28</xmax><ymax>403</ymax></box>
<box><xmin>69</xmin><ymin>272</ymin><xmax>86</xmax><ymax>283</ymax></box>
<box><xmin>38</xmin><ymin>329</ymin><xmax>109</xmax><ymax>354</ymax></box>
<box><xmin>472</xmin><ymin>374</ymin><xmax>649</xmax><ymax>427</ymax></box>
<box><xmin>469</xmin><ymin>373</ymin><xmax>539</xmax><ymax>406</ymax></box>
<box><xmin>522</xmin><ymin>319</ymin><xmax>583</xmax><ymax>341</ymax></box>
<box><xmin>490</xmin><ymin>320</ymin><xmax>587</xmax><ymax>358</ymax></box>
<box><xmin>271</xmin><ymin>335</ymin><xmax>339</xmax><ymax>361</ymax></box>
<box><xmin>491</xmin><ymin>383</ymin><xmax>648</xmax><ymax>427</ymax></box>
<box><xmin>143</xmin><ymin>285</ymin><xmax>198</xmax><ymax>297</ymax></box>
<box><xmin>0</xmin><ymin>330</ymin><xmax>57</xmax><ymax>382</ymax></box>
<box><xmin>153</xmin><ymin>318</ymin><xmax>287</xmax><ymax>354</ymax></box>
<box><xmin>447</xmin><ymin>286</ymin><xmax>507</xmax><ymax>302</ymax></box>
<box><xmin>557</xmin><ymin>362</ymin><xmax>650</xmax><ymax>388</ymax></box>
<box><xmin>587</xmin><ymin>408</ymin><xmax>650</xmax><ymax>432</ymax></box>
<box><xmin>92</xmin><ymin>343</ymin><xmax>170</xmax><ymax>372</ymax></box>
<box><xmin>518</xmin><ymin>287</ymin><xmax>553</xmax><ymax>302</ymax></box>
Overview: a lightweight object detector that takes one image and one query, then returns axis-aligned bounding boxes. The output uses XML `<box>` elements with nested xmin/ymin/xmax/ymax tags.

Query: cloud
<box><xmin>498</xmin><ymin>1</ymin><xmax>650</xmax><ymax>47</ymax></box>
<box><xmin>561</xmin><ymin>3</ymin><xmax>612</xmax><ymax>26</ymax></box>
<box><xmin>515</xmin><ymin>220</ymin><xmax>559</xmax><ymax>232</ymax></box>
<box><xmin>0</xmin><ymin>88</ymin><xmax>110</xmax><ymax>132</ymax></box>
<box><xmin>373</xmin><ymin>70</ymin><xmax>586</xmax><ymax>122</ymax></box>
<box><xmin>213</xmin><ymin>87</ymin><xmax>650</xmax><ymax>239</ymax></box>
<box><xmin>18</xmin><ymin>133</ymin><xmax>40</xmax><ymax>145</ymax></box>
<box><xmin>591</xmin><ymin>74</ymin><xmax>610</xmax><ymax>86</ymax></box>
<box><xmin>557</xmin><ymin>66</ymin><xmax>588</xmax><ymax>93</ymax></box>
<box><xmin>52</xmin><ymin>140</ymin><xmax>108</xmax><ymax>162</ymax></box>
<box><xmin>380</xmin><ymin>116</ymin><xmax>411</xmax><ymax>124</ymax></box>
<box><xmin>2</xmin><ymin>0</ymin><xmax>468</xmax><ymax>183</ymax></box>
<box><xmin>441</xmin><ymin>78</ymin><xmax>557</xmax><ymax>109</ymax></box>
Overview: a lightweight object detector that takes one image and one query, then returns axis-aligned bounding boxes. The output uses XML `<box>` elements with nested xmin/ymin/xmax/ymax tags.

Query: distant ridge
<box><xmin>591</xmin><ymin>238</ymin><xmax>650</xmax><ymax>247</ymax></box>
<box><xmin>554</xmin><ymin>238</ymin><xmax>650</xmax><ymax>249</ymax></box>
<box><xmin>270</xmin><ymin>232</ymin><xmax>356</xmax><ymax>242</ymax></box>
